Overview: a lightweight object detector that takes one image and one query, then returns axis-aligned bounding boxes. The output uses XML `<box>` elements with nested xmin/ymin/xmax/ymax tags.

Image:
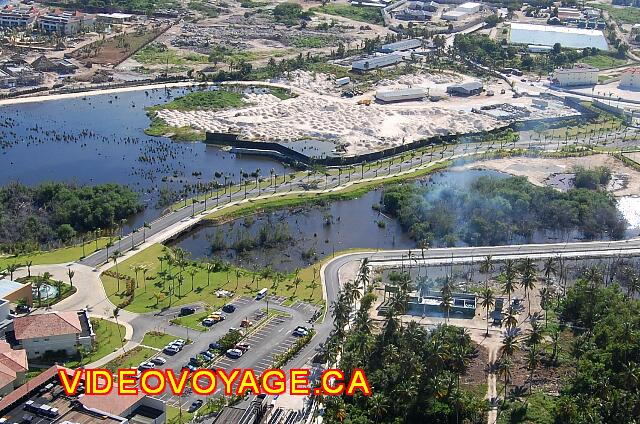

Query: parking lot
<box><xmin>144</xmin><ymin>295</ymin><xmax>317</xmax><ymax>409</ymax></box>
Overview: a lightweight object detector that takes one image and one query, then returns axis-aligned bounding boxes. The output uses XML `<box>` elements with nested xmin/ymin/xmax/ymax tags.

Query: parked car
<box><xmin>240</xmin><ymin>319</ymin><xmax>253</xmax><ymax>328</ymax></box>
<box><xmin>226</xmin><ymin>348</ymin><xmax>243</xmax><ymax>358</ymax></box>
<box><xmin>208</xmin><ymin>313</ymin><xmax>225</xmax><ymax>322</ymax></box>
<box><xmin>150</xmin><ymin>357</ymin><xmax>166</xmax><ymax>365</ymax></box>
<box><xmin>16</xmin><ymin>304</ymin><xmax>30</xmax><ymax>314</ymax></box>
<box><xmin>163</xmin><ymin>346</ymin><xmax>180</xmax><ymax>355</ymax></box>
<box><xmin>202</xmin><ymin>318</ymin><xmax>215</xmax><ymax>326</ymax></box>
<box><xmin>172</xmin><ymin>339</ymin><xmax>186</xmax><ymax>347</ymax></box>
<box><xmin>180</xmin><ymin>307</ymin><xmax>196</xmax><ymax>316</ymax></box>
<box><xmin>200</xmin><ymin>351</ymin><xmax>213</xmax><ymax>360</ymax></box>
<box><xmin>182</xmin><ymin>364</ymin><xmax>196</xmax><ymax>372</ymax></box>
<box><xmin>222</xmin><ymin>304</ymin><xmax>236</xmax><ymax>313</ymax></box>
<box><xmin>209</xmin><ymin>341</ymin><xmax>221</xmax><ymax>350</ymax></box>
<box><xmin>188</xmin><ymin>400</ymin><xmax>203</xmax><ymax>413</ymax></box>
<box><xmin>138</xmin><ymin>361</ymin><xmax>155</xmax><ymax>370</ymax></box>
<box><xmin>293</xmin><ymin>328</ymin><xmax>309</xmax><ymax>337</ymax></box>
<box><xmin>235</xmin><ymin>342</ymin><xmax>251</xmax><ymax>353</ymax></box>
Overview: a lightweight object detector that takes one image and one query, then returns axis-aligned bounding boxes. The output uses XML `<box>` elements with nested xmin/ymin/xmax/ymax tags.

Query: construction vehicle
<box><xmin>357</xmin><ymin>98</ymin><xmax>372</xmax><ymax>106</ymax></box>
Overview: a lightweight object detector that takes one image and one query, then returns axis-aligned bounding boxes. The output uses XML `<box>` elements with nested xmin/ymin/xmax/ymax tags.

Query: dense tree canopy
<box><xmin>382</xmin><ymin>176</ymin><xmax>626</xmax><ymax>247</ymax></box>
<box><xmin>0</xmin><ymin>182</ymin><xmax>143</xmax><ymax>252</ymax></box>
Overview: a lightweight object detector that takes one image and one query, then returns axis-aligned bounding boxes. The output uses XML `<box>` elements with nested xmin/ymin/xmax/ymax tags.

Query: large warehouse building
<box><xmin>508</xmin><ymin>22</ymin><xmax>608</xmax><ymax>50</ymax></box>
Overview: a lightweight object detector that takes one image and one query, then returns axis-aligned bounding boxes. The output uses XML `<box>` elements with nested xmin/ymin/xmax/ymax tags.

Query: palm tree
<box><xmin>358</xmin><ymin>258</ymin><xmax>370</xmax><ymax>290</ymax></box>
<box><xmin>113</xmin><ymin>307</ymin><xmax>126</xmax><ymax>352</ymax></box>
<box><xmin>519</xmin><ymin>258</ymin><xmax>538</xmax><ymax>314</ymax></box>
<box><xmin>440</xmin><ymin>292</ymin><xmax>453</xmax><ymax>323</ymax></box>
<box><xmin>500</xmin><ymin>327</ymin><xmax>521</xmax><ymax>358</ymax></box>
<box><xmin>526</xmin><ymin>348</ymin><xmax>539</xmax><ymax>394</ymax></box>
<box><xmin>502</xmin><ymin>305</ymin><xmax>518</xmax><ymax>329</ymax></box>
<box><xmin>234</xmin><ymin>269</ymin><xmax>242</xmax><ymax>291</ymax></box>
<box><xmin>205</xmin><ymin>262</ymin><xmax>215</xmax><ymax>286</ymax></box>
<box><xmin>188</xmin><ymin>268</ymin><xmax>197</xmax><ymax>291</ymax></box>
<box><xmin>132</xmin><ymin>265</ymin><xmax>142</xmax><ymax>288</ymax></box>
<box><xmin>5</xmin><ymin>263</ymin><xmax>18</xmax><ymax>281</ymax></box>
<box><xmin>111</xmin><ymin>250</ymin><xmax>123</xmax><ymax>292</ymax></box>
<box><xmin>542</xmin><ymin>257</ymin><xmax>557</xmax><ymax>282</ymax></box>
<box><xmin>479</xmin><ymin>255</ymin><xmax>494</xmax><ymax>289</ymax></box>
<box><xmin>479</xmin><ymin>287</ymin><xmax>495</xmax><ymax>336</ymax></box>
<box><xmin>67</xmin><ymin>269</ymin><xmax>75</xmax><ymax>288</ymax></box>
<box><xmin>496</xmin><ymin>357</ymin><xmax>513</xmax><ymax>401</ymax></box>
<box><xmin>26</xmin><ymin>260</ymin><xmax>32</xmax><ymax>278</ymax></box>
<box><xmin>368</xmin><ymin>393</ymin><xmax>388</xmax><ymax>420</ymax></box>
<box><xmin>502</xmin><ymin>272</ymin><xmax>516</xmax><ymax>307</ymax></box>
<box><xmin>539</xmin><ymin>286</ymin><xmax>552</xmax><ymax>327</ymax></box>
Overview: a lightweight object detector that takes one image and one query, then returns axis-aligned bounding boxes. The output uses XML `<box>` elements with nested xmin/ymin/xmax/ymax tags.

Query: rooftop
<box><xmin>508</xmin><ymin>22</ymin><xmax>608</xmax><ymax>50</ymax></box>
<box><xmin>381</xmin><ymin>38</ymin><xmax>422</xmax><ymax>51</ymax></box>
<box><xmin>14</xmin><ymin>311</ymin><xmax>83</xmax><ymax>340</ymax></box>
<box><xmin>0</xmin><ymin>279</ymin><xmax>24</xmax><ymax>299</ymax></box>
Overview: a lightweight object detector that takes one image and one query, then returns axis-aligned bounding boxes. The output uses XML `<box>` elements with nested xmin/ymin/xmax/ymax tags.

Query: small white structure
<box><xmin>621</xmin><ymin>68</ymin><xmax>640</xmax><ymax>90</ymax></box>
<box><xmin>351</xmin><ymin>54</ymin><xmax>404</xmax><ymax>72</ymax></box>
<box><xmin>528</xmin><ymin>44</ymin><xmax>554</xmax><ymax>53</ymax></box>
<box><xmin>554</xmin><ymin>64</ymin><xmax>599</xmax><ymax>87</ymax></box>
<box><xmin>457</xmin><ymin>2</ymin><xmax>482</xmax><ymax>13</ymax></box>
<box><xmin>375</xmin><ymin>88</ymin><xmax>426</xmax><ymax>103</ymax></box>
<box><xmin>442</xmin><ymin>1</ymin><xmax>480</xmax><ymax>20</ymax></box>
<box><xmin>336</xmin><ymin>76</ymin><xmax>351</xmax><ymax>86</ymax></box>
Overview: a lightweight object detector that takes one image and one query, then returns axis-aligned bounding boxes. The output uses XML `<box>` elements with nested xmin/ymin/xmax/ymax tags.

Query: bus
<box><xmin>256</xmin><ymin>288</ymin><xmax>268</xmax><ymax>300</ymax></box>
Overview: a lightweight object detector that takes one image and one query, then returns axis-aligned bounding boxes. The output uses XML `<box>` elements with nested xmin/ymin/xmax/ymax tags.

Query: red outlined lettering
<box><xmin>321</xmin><ymin>369</ymin><xmax>345</xmax><ymax>395</ymax></box>
<box><xmin>345</xmin><ymin>369</ymin><xmax>372</xmax><ymax>396</ymax></box>
<box><xmin>58</xmin><ymin>369</ymin><xmax>83</xmax><ymax>396</ymax></box>
<box><xmin>140</xmin><ymin>370</ymin><xmax>166</xmax><ymax>395</ymax></box>
<box><xmin>290</xmin><ymin>369</ymin><xmax>310</xmax><ymax>395</ymax></box>
<box><xmin>86</xmin><ymin>369</ymin><xmax>112</xmax><ymax>395</ymax></box>
<box><xmin>166</xmin><ymin>369</ymin><xmax>191</xmax><ymax>395</ymax></box>
<box><xmin>192</xmin><ymin>370</ymin><xmax>217</xmax><ymax>395</ymax></box>
<box><xmin>236</xmin><ymin>370</ymin><xmax>260</xmax><ymax>396</ymax></box>
<box><xmin>217</xmin><ymin>369</ymin><xmax>241</xmax><ymax>396</ymax></box>
<box><xmin>261</xmin><ymin>369</ymin><xmax>286</xmax><ymax>395</ymax></box>
<box><xmin>117</xmin><ymin>369</ymin><xmax>138</xmax><ymax>395</ymax></box>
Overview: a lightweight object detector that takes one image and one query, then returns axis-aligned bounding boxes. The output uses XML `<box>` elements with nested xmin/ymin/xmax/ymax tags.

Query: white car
<box><xmin>138</xmin><ymin>361</ymin><xmax>155</xmax><ymax>370</ymax></box>
<box><xmin>172</xmin><ymin>339</ymin><xmax>186</xmax><ymax>346</ymax></box>
<box><xmin>164</xmin><ymin>346</ymin><xmax>180</xmax><ymax>355</ymax></box>
<box><xmin>293</xmin><ymin>328</ymin><xmax>309</xmax><ymax>337</ymax></box>
<box><xmin>150</xmin><ymin>357</ymin><xmax>167</xmax><ymax>365</ymax></box>
<box><xmin>226</xmin><ymin>348</ymin><xmax>243</xmax><ymax>358</ymax></box>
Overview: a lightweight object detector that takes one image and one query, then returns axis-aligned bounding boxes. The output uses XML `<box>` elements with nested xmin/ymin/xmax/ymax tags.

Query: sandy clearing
<box><xmin>453</xmin><ymin>154</ymin><xmax>640</xmax><ymax>197</ymax></box>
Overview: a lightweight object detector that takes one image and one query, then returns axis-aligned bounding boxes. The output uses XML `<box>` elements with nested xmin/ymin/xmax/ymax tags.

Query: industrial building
<box><xmin>380</xmin><ymin>38</ymin><xmax>422</xmax><ymax>53</ymax></box>
<box><xmin>621</xmin><ymin>68</ymin><xmax>640</xmax><ymax>90</ymax></box>
<box><xmin>96</xmin><ymin>13</ymin><xmax>134</xmax><ymax>24</ymax></box>
<box><xmin>528</xmin><ymin>44</ymin><xmax>554</xmax><ymax>53</ymax></box>
<box><xmin>447</xmin><ymin>80</ymin><xmax>483</xmax><ymax>96</ymax></box>
<box><xmin>351</xmin><ymin>54</ymin><xmax>404</xmax><ymax>72</ymax></box>
<box><xmin>508</xmin><ymin>22</ymin><xmax>609</xmax><ymax>50</ymax></box>
<box><xmin>375</xmin><ymin>87</ymin><xmax>427</xmax><ymax>103</ymax></box>
<box><xmin>554</xmin><ymin>64</ymin><xmax>599</xmax><ymax>86</ymax></box>
<box><xmin>442</xmin><ymin>1</ymin><xmax>481</xmax><ymax>20</ymax></box>
<box><xmin>0</xmin><ymin>5</ymin><xmax>39</xmax><ymax>28</ymax></box>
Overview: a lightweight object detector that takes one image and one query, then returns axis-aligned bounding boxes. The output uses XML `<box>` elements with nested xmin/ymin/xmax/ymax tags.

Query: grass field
<box><xmin>141</xmin><ymin>331</ymin><xmax>189</xmax><ymax>348</ymax></box>
<box><xmin>71</xmin><ymin>318</ymin><xmax>126</xmax><ymax>367</ymax></box>
<box><xmin>104</xmin><ymin>346</ymin><xmax>157</xmax><ymax>372</ymax></box>
<box><xmin>134</xmin><ymin>43</ymin><xmax>209</xmax><ymax>65</ymax></box>
<box><xmin>589</xmin><ymin>3</ymin><xmax>640</xmax><ymax>24</ymax></box>
<box><xmin>170</xmin><ymin>310</ymin><xmax>212</xmax><ymax>332</ymax></box>
<box><xmin>310</xmin><ymin>4</ymin><xmax>383</xmax><ymax>24</ymax></box>
<box><xmin>101</xmin><ymin>242</ymin><xmax>324</xmax><ymax>313</ymax></box>
<box><xmin>580</xmin><ymin>53</ymin><xmax>627</xmax><ymax>69</ymax></box>
<box><xmin>167</xmin><ymin>406</ymin><xmax>194</xmax><ymax>424</ymax></box>
<box><xmin>0</xmin><ymin>237</ymin><xmax>111</xmax><ymax>271</ymax></box>
<box><xmin>148</xmin><ymin>90</ymin><xmax>245</xmax><ymax>112</ymax></box>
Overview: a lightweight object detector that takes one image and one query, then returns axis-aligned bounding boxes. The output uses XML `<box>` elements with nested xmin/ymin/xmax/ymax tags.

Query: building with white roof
<box><xmin>554</xmin><ymin>64</ymin><xmax>599</xmax><ymax>86</ymax></box>
<box><xmin>0</xmin><ymin>5</ymin><xmax>39</xmax><ymax>28</ymax></box>
<box><xmin>351</xmin><ymin>54</ymin><xmax>404</xmax><ymax>72</ymax></box>
<box><xmin>509</xmin><ymin>22</ymin><xmax>608</xmax><ymax>50</ymax></box>
<box><xmin>376</xmin><ymin>88</ymin><xmax>426</xmax><ymax>102</ymax></box>
<box><xmin>442</xmin><ymin>2</ymin><xmax>481</xmax><ymax>20</ymax></box>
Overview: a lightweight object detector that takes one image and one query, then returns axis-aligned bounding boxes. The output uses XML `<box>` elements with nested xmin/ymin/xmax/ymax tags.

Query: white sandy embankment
<box><xmin>156</xmin><ymin>93</ymin><xmax>505</xmax><ymax>156</ymax></box>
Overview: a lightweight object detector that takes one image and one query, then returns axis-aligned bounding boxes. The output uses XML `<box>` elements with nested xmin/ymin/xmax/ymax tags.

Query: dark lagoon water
<box><xmin>0</xmin><ymin>86</ymin><xmax>287</xmax><ymax>230</ymax></box>
<box><xmin>169</xmin><ymin>168</ymin><xmax>639</xmax><ymax>272</ymax></box>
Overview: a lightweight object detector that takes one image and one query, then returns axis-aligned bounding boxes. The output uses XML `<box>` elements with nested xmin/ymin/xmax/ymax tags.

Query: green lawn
<box><xmin>134</xmin><ymin>43</ymin><xmax>209</xmax><ymax>65</ymax></box>
<box><xmin>144</xmin><ymin>116</ymin><xmax>205</xmax><ymax>141</ymax></box>
<box><xmin>580</xmin><ymin>53</ymin><xmax>627</xmax><ymax>69</ymax></box>
<box><xmin>167</xmin><ymin>406</ymin><xmax>194</xmax><ymax>424</ymax></box>
<box><xmin>0</xmin><ymin>237</ymin><xmax>111</xmax><ymax>271</ymax></box>
<box><xmin>497</xmin><ymin>391</ymin><xmax>557</xmax><ymax>424</ymax></box>
<box><xmin>170</xmin><ymin>310</ymin><xmax>212</xmax><ymax>332</ymax></box>
<box><xmin>148</xmin><ymin>90</ymin><xmax>245</xmax><ymax>112</ymax></box>
<box><xmin>104</xmin><ymin>346</ymin><xmax>157</xmax><ymax>372</ymax></box>
<box><xmin>69</xmin><ymin>318</ymin><xmax>126</xmax><ymax>367</ymax></box>
<box><xmin>310</xmin><ymin>4</ymin><xmax>383</xmax><ymax>24</ymax></box>
<box><xmin>589</xmin><ymin>3</ymin><xmax>640</xmax><ymax>24</ymax></box>
<box><xmin>101</xmin><ymin>243</ymin><xmax>324</xmax><ymax>313</ymax></box>
<box><xmin>141</xmin><ymin>331</ymin><xmax>189</xmax><ymax>349</ymax></box>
